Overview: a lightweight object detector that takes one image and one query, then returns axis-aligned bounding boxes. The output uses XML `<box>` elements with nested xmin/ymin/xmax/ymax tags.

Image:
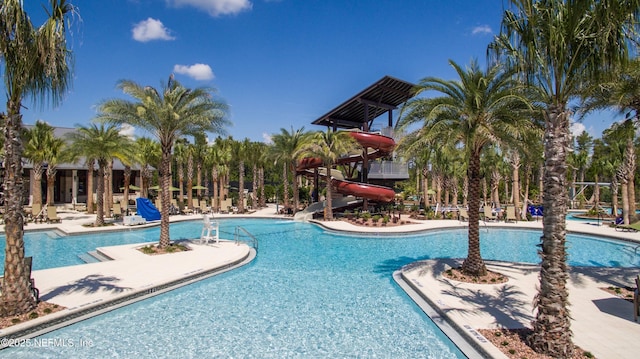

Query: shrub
<box><xmin>29</xmin><ymin>312</ymin><xmax>38</xmax><ymax>319</ymax></box>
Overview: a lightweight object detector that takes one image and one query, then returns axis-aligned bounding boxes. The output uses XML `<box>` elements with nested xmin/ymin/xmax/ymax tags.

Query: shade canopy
<box><xmin>149</xmin><ymin>185</ymin><xmax>180</xmax><ymax>191</ymax></box>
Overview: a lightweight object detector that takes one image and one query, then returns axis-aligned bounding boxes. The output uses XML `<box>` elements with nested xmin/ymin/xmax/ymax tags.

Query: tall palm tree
<box><xmin>398</xmin><ymin>59</ymin><xmax>535</xmax><ymax>276</ymax></box>
<box><xmin>186</xmin><ymin>142</ymin><xmax>195</xmax><ymax>210</ymax></box>
<box><xmin>98</xmin><ymin>76</ymin><xmax>228</xmax><ymax>248</ymax></box>
<box><xmin>66</xmin><ymin>124</ymin><xmax>133</xmax><ymax>226</ymax></box>
<box><xmin>23</xmin><ymin>121</ymin><xmax>56</xmax><ymax>208</ymax></box>
<box><xmin>0</xmin><ymin>0</ymin><xmax>75</xmax><ymax>316</ymax></box>
<box><xmin>270</xmin><ymin>127</ymin><xmax>307</xmax><ymax>213</ymax></box>
<box><xmin>492</xmin><ymin>1</ymin><xmax>639</xmax><ymax>355</ymax></box>
<box><xmin>294</xmin><ymin>130</ymin><xmax>359</xmax><ymax>220</ymax></box>
<box><xmin>173</xmin><ymin>138</ymin><xmax>188</xmax><ymax>205</ymax></box>
<box><xmin>136</xmin><ymin>137</ymin><xmax>161</xmax><ymax>198</ymax></box>
<box><xmin>232</xmin><ymin>138</ymin><xmax>251</xmax><ymax>213</ymax></box>
<box><xmin>44</xmin><ymin>134</ymin><xmax>67</xmax><ymax>206</ymax></box>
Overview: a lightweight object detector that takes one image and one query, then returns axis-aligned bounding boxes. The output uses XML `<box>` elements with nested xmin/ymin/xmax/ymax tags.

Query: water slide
<box><xmin>297</xmin><ymin>131</ymin><xmax>396</xmax><ymax>203</ymax></box>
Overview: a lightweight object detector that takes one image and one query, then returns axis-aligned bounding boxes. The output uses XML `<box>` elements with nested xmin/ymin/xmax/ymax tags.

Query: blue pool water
<box><xmin>2</xmin><ymin>219</ymin><xmax>640</xmax><ymax>358</ymax></box>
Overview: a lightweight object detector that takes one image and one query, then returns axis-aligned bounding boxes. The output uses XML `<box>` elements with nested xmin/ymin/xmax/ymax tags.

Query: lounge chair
<box><xmin>30</xmin><ymin>203</ymin><xmax>46</xmax><ymax>223</ymax></box>
<box><xmin>483</xmin><ymin>206</ymin><xmax>496</xmax><ymax>222</ymax></box>
<box><xmin>505</xmin><ymin>206</ymin><xmax>517</xmax><ymax>223</ymax></box>
<box><xmin>46</xmin><ymin>206</ymin><xmax>61</xmax><ymax>223</ymax></box>
<box><xmin>178</xmin><ymin>201</ymin><xmax>193</xmax><ymax>215</ymax></box>
<box><xmin>458</xmin><ymin>207</ymin><xmax>469</xmax><ymax>222</ymax></box>
<box><xmin>112</xmin><ymin>204</ymin><xmax>122</xmax><ymax>219</ymax></box>
<box><xmin>200</xmin><ymin>214</ymin><xmax>219</xmax><ymax>244</ymax></box>
<box><xmin>192</xmin><ymin>198</ymin><xmax>200</xmax><ymax>214</ymax></box>
<box><xmin>200</xmin><ymin>200</ymin><xmax>210</xmax><ymax>214</ymax></box>
<box><xmin>615</xmin><ymin>221</ymin><xmax>640</xmax><ymax>232</ymax></box>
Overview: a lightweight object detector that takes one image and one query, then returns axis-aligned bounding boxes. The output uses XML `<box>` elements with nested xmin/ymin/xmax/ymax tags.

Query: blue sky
<box><xmin>14</xmin><ymin>0</ymin><xmax>617</xmax><ymax>143</ymax></box>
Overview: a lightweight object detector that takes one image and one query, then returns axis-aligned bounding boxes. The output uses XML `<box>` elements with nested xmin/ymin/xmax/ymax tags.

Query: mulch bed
<box><xmin>478</xmin><ymin>328</ymin><xmax>596</xmax><ymax>359</ymax></box>
<box><xmin>0</xmin><ymin>301</ymin><xmax>66</xmax><ymax>329</ymax></box>
<box><xmin>442</xmin><ymin>267</ymin><xmax>509</xmax><ymax>284</ymax></box>
<box><xmin>137</xmin><ymin>243</ymin><xmax>191</xmax><ymax>255</ymax></box>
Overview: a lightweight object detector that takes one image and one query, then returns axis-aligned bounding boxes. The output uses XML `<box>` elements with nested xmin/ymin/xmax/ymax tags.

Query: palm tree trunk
<box><xmin>529</xmin><ymin>106</ymin><xmax>573</xmax><ymax>357</ymax></box>
<box><xmin>0</xmin><ymin>109</ymin><xmax>36</xmax><ymax>316</ymax></box>
<box><xmin>159</xmin><ymin>149</ymin><xmax>172</xmax><ymax>248</ymax></box>
<box><xmin>32</xmin><ymin>166</ymin><xmax>44</xmax><ymax>206</ymax></box>
<box><xmin>512</xmin><ymin>157</ymin><xmax>521</xmax><ymax>220</ymax></box>
<box><xmin>95</xmin><ymin>165</ymin><xmax>106</xmax><ymax>227</ymax></box>
<box><xmin>238</xmin><ymin>160</ymin><xmax>245</xmax><ymax>213</ymax></box>
<box><xmin>259</xmin><ymin>167</ymin><xmax>266</xmax><ymax>207</ymax></box>
<box><xmin>292</xmin><ymin>163</ymin><xmax>299</xmax><ymax>214</ymax></box>
<box><xmin>177</xmin><ymin>163</ymin><xmax>184</xmax><ymax>205</ymax></box>
<box><xmin>461</xmin><ymin>151</ymin><xmax>487</xmax><ymax>276</ymax></box>
<box><xmin>87</xmin><ymin>160</ymin><xmax>95</xmax><ymax>213</ymax></box>
<box><xmin>282</xmin><ymin>162</ymin><xmax>289</xmax><ymax>210</ymax></box>
<box><xmin>46</xmin><ymin>167</ymin><xmax>56</xmax><ymax>206</ymax></box>
<box><xmin>123</xmin><ymin>165</ymin><xmax>131</xmax><ymax>210</ymax></box>
<box><xmin>212</xmin><ymin>167</ymin><xmax>219</xmax><ymax>212</ymax></box>
<box><xmin>325</xmin><ymin>170</ymin><xmax>334</xmax><ymax>220</ymax></box>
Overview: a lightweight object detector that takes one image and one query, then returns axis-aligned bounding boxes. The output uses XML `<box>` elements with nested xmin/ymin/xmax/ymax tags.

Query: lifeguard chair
<box><xmin>200</xmin><ymin>214</ymin><xmax>219</xmax><ymax>244</ymax></box>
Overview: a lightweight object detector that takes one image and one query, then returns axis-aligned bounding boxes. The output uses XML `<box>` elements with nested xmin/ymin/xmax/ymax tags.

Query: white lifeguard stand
<box><xmin>200</xmin><ymin>214</ymin><xmax>219</xmax><ymax>244</ymax></box>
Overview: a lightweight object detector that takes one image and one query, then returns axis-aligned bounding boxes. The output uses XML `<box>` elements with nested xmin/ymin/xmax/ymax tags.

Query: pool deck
<box><xmin>1</xmin><ymin>206</ymin><xmax>639</xmax><ymax>358</ymax></box>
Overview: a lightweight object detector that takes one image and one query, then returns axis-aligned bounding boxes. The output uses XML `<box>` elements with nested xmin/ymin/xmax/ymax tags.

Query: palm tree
<box><xmin>270</xmin><ymin>127</ymin><xmax>307</xmax><ymax>213</ymax></box>
<box><xmin>136</xmin><ymin>137</ymin><xmax>161</xmax><ymax>198</ymax></box>
<box><xmin>66</xmin><ymin>124</ymin><xmax>133</xmax><ymax>226</ymax></box>
<box><xmin>23</xmin><ymin>121</ymin><xmax>56</xmax><ymax>208</ymax></box>
<box><xmin>492</xmin><ymin>1</ymin><xmax>639</xmax><ymax>355</ymax></box>
<box><xmin>232</xmin><ymin>138</ymin><xmax>251</xmax><ymax>213</ymax></box>
<box><xmin>186</xmin><ymin>142</ymin><xmax>195</xmax><ymax>210</ymax></box>
<box><xmin>294</xmin><ymin>130</ymin><xmax>359</xmax><ymax>220</ymax></box>
<box><xmin>398</xmin><ymin>59</ymin><xmax>535</xmax><ymax>277</ymax></box>
<box><xmin>44</xmin><ymin>134</ymin><xmax>67</xmax><ymax>207</ymax></box>
<box><xmin>98</xmin><ymin>76</ymin><xmax>228</xmax><ymax>248</ymax></box>
<box><xmin>173</xmin><ymin>139</ymin><xmax>188</xmax><ymax>205</ymax></box>
<box><xmin>0</xmin><ymin>0</ymin><xmax>75</xmax><ymax>316</ymax></box>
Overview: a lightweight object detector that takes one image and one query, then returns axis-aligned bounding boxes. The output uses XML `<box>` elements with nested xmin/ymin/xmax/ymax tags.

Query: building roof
<box><xmin>311</xmin><ymin>75</ymin><xmax>416</xmax><ymax>129</ymax></box>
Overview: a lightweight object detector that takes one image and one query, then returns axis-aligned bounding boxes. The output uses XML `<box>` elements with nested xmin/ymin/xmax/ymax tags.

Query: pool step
<box><xmin>78</xmin><ymin>251</ymin><xmax>113</xmax><ymax>264</ymax></box>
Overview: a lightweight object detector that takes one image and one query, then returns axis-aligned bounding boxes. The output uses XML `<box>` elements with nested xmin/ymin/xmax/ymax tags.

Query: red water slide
<box><xmin>297</xmin><ymin>131</ymin><xmax>397</xmax><ymax>203</ymax></box>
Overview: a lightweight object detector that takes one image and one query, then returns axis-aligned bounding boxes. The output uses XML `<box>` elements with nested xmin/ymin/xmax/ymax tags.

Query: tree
<box><xmin>23</xmin><ymin>121</ymin><xmax>56</xmax><ymax>208</ymax></box>
<box><xmin>492</xmin><ymin>1</ymin><xmax>640</xmax><ymax>356</ymax></box>
<box><xmin>98</xmin><ymin>76</ymin><xmax>228</xmax><ymax>248</ymax></box>
<box><xmin>136</xmin><ymin>137</ymin><xmax>161</xmax><ymax>198</ymax></box>
<box><xmin>173</xmin><ymin>139</ymin><xmax>188</xmax><ymax>205</ymax></box>
<box><xmin>66</xmin><ymin>124</ymin><xmax>133</xmax><ymax>227</ymax></box>
<box><xmin>0</xmin><ymin>0</ymin><xmax>76</xmax><ymax>316</ymax></box>
<box><xmin>398</xmin><ymin>59</ymin><xmax>535</xmax><ymax>276</ymax></box>
<box><xmin>294</xmin><ymin>130</ymin><xmax>358</xmax><ymax>220</ymax></box>
<box><xmin>270</xmin><ymin>127</ymin><xmax>307</xmax><ymax>213</ymax></box>
<box><xmin>44</xmin><ymin>133</ymin><xmax>67</xmax><ymax>207</ymax></box>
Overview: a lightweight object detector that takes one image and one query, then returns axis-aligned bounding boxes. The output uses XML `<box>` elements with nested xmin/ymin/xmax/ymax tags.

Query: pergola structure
<box><xmin>312</xmin><ymin>75</ymin><xmax>416</xmax><ymax>131</ymax></box>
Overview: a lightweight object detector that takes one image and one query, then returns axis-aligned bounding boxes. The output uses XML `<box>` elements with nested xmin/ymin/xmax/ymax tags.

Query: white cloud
<box><xmin>173</xmin><ymin>63</ymin><xmax>215</xmax><ymax>81</ymax></box>
<box><xmin>262</xmin><ymin>132</ymin><xmax>272</xmax><ymax>144</ymax></box>
<box><xmin>167</xmin><ymin>0</ymin><xmax>252</xmax><ymax>17</ymax></box>
<box><xmin>570</xmin><ymin>121</ymin><xmax>586</xmax><ymax>138</ymax></box>
<box><xmin>132</xmin><ymin>18</ymin><xmax>175</xmax><ymax>42</ymax></box>
<box><xmin>471</xmin><ymin>25</ymin><xmax>492</xmax><ymax>35</ymax></box>
<box><xmin>119</xmin><ymin>124</ymin><xmax>136</xmax><ymax>139</ymax></box>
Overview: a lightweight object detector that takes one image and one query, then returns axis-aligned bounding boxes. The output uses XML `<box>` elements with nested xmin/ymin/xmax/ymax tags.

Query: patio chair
<box><xmin>192</xmin><ymin>198</ymin><xmax>200</xmax><ymax>214</ymax></box>
<box><xmin>615</xmin><ymin>221</ymin><xmax>640</xmax><ymax>232</ymax></box>
<box><xmin>458</xmin><ymin>207</ymin><xmax>469</xmax><ymax>222</ymax></box>
<box><xmin>200</xmin><ymin>200</ymin><xmax>210</xmax><ymax>214</ymax></box>
<box><xmin>112</xmin><ymin>204</ymin><xmax>122</xmax><ymax>219</ymax></box>
<box><xmin>178</xmin><ymin>201</ymin><xmax>193</xmax><ymax>215</ymax></box>
<box><xmin>505</xmin><ymin>206</ymin><xmax>517</xmax><ymax>223</ymax></box>
<box><xmin>46</xmin><ymin>206</ymin><xmax>61</xmax><ymax>223</ymax></box>
<box><xmin>30</xmin><ymin>203</ymin><xmax>46</xmax><ymax>223</ymax></box>
<box><xmin>483</xmin><ymin>206</ymin><xmax>496</xmax><ymax>222</ymax></box>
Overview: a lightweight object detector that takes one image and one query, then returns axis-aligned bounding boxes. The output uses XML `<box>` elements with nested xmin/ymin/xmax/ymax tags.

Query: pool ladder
<box><xmin>234</xmin><ymin>226</ymin><xmax>258</xmax><ymax>251</ymax></box>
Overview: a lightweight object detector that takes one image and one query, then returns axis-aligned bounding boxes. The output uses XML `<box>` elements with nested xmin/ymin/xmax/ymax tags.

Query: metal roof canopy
<box><xmin>312</xmin><ymin>75</ymin><xmax>416</xmax><ymax>131</ymax></box>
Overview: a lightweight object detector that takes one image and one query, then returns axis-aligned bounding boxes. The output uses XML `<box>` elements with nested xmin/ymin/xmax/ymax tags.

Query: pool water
<box><xmin>2</xmin><ymin>219</ymin><xmax>640</xmax><ymax>358</ymax></box>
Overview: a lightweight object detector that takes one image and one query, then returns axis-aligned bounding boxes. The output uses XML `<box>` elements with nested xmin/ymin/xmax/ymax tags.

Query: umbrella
<box><xmin>192</xmin><ymin>185</ymin><xmax>207</xmax><ymax>190</ymax></box>
<box><xmin>120</xmin><ymin>185</ymin><xmax>140</xmax><ymax>191</ymax></box>
<box><xmin>426</xmin><ymin>189</ymin><xmax>436</xmax><ymax>195</ymax></box>
<box><xmin>149</xmin><ymin>185</ymin><xmax>180</xmax><ymax>191</ymax></box>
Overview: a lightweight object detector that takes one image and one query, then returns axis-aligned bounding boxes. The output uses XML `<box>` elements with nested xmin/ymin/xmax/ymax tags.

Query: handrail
<box><xmin>234</xmin><ymin>226</ymin><xmax>258</xmax><ymax>251</ymax></box>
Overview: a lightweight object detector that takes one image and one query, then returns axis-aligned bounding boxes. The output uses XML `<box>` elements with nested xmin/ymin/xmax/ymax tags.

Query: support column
<box><xmin>72</xmin><ymin>169</ymin><xmax>78</xmax><ymax>209</ymax></box>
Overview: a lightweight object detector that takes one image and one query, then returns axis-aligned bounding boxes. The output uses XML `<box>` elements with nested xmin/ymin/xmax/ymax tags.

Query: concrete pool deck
<box><xmin>1</xmin><ymin>205</ymin><xmax>639</xmax><ymax>358</ymax></box>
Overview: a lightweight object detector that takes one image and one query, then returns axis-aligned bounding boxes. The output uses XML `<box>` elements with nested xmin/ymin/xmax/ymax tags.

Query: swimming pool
<box><xmin>2</xmin><ymin>219</ymin><xmax>640</xmax><ymax>357</ymax></box>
